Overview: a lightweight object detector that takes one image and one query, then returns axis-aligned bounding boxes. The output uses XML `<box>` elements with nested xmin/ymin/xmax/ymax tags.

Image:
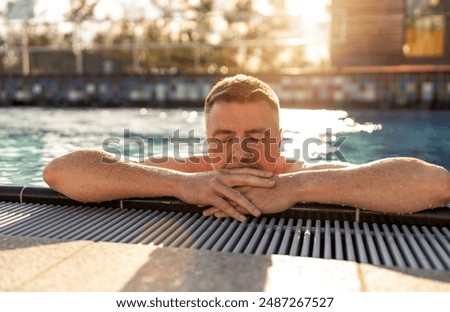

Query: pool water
<box><xmin>0</xmin><ymin>107</ymin><xmax>449</xmax><ymax>187</ymax></box>
<box><xmin>338</xmin><ymin>110</ymin><xmax>450</xmax><ymax>167</ymax></box>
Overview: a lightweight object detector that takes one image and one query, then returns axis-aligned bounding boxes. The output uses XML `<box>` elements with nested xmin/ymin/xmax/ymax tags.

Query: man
<box><xmin>43</xmin><ymin>74</ymin><xmax>450</xmax><ymax>221</ymax></box>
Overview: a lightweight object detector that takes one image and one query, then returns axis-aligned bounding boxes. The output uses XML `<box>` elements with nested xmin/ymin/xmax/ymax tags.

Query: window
<box><xmin>403</xmin><ymin>0</ymin><xmax>445</xmax><ymax>57</ymax></box>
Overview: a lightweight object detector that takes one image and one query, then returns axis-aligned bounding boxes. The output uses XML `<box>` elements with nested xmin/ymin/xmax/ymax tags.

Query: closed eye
<box><xmin>219</xmin><ymin>137</ymin><xmax>237</xmax><ymax>143</ymax></box>
<box><xmin>247</xmin><ymin>137</ymin><xmax>263</xmax><ymax>143</ymax></box>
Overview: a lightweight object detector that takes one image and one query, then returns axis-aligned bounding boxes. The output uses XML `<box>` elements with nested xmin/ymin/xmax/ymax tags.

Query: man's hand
<box><xmin>177</xmin><ymin>168</ymin><xmax>276</xmax><ymax>221</ymax></box>
<box><xmin>202</xmin><ymin>174</ymin><xmax>298</xmax><ymax>218</ymax></box>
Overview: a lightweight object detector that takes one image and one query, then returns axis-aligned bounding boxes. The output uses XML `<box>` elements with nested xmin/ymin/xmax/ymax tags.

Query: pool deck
<box><xmin>1</xmin><ymin>235</ymin><xmax>449</xmax><ymax>292</ymax></box>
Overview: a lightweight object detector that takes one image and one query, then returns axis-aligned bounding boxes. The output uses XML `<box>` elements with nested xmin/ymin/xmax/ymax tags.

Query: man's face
<box><xmin>205</xmin><ymin>100</ymin><xmax>281</xmax><ymax>172</ymax></box>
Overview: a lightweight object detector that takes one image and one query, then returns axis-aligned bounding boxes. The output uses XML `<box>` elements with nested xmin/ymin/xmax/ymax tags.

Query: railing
<box><xmin>1</xmin><ymin>70</ymin><xmax>450</xmax><ymax>109</ymax></box>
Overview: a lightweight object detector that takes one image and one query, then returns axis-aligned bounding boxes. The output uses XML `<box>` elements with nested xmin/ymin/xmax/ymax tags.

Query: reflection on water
<box><xmin>0</xmin><ymin>107</ymin><xmax>449</xmax><ymax>186</ymax></box>
<box><xmin>340</xmin><ymin>109</ymin><xmax>450</xmax><ymax>167</ymax></box>
<box><xmin>279</xmin><ymin>109</ymin><xmax>382</xmax><ymax>161</ymax></box>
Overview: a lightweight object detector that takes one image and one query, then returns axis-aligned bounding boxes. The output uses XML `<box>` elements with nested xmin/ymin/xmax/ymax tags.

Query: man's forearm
<box><xmin>292</xmin><ymin>157</ymin><xmax>450</xmax><ymax>213</ymax></box>
<box><xmin>43</xmin><ymin>150</ymin><xmax>184</xmax><ymax>202</ymax></box>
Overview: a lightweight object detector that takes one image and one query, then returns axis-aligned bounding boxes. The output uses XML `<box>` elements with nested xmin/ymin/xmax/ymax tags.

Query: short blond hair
<box><xmin>205</xmin><ymin>74</ymin><xmax>280</xmax><ymax>117</ymax></box>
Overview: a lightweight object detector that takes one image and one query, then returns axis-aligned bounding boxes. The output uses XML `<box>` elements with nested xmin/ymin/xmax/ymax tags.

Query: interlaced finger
<box><xmin>211</xmin><ymin>197</ymin><xmax>246</xmax><ymax>222</ymax></box>
<box><xmin>221</xmin><ymin>168</ymin><xmax>273</xmax><ymax>178</ymax></box>
<box><xmin>213</xmin><ymin>181</ymin><xmax>261</xmax><ymax>217</ymax></box>
<box><xmin>222</xmin><ymin>173</ymin><xmax>275</xmax><ymax>189</ymax></box>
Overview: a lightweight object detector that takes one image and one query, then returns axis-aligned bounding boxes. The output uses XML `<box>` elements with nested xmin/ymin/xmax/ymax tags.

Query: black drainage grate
<box><xmin>0</xmin><ymin>200</ymin><xmax>448</xmax><ymax>271</ymax></box>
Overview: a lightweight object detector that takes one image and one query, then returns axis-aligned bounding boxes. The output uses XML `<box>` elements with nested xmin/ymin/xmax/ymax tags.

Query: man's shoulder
<box><xmin>300</xmin><ymin>161</ymin><xmax>356</xmax><ymax>171</ymax></box>
<box><xmin>277</xmin><ymin>157</ymin><xmax>304</xmax><ymax>173</ymax></box>
<box><xmin>280</xmin><ymin>157</ymin><xmax>355</xmax><ymax>173</ymax></box>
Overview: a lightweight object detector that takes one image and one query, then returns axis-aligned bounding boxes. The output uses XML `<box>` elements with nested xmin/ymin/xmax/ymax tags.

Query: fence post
<box><xmin>22</xmin><ymin>21</ymin><xmax>30</xmax><ymax>76</ymax></box>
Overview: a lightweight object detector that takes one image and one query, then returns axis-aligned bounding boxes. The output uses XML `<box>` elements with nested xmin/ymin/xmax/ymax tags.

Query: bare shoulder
<box><xmin>301</xmin><ymin>161</ymin><xmax>357</xmax><ymax>171</ymax></box>
<box><xmin>282</xmin><ymin>158</ymin><xmax>357</xmax><ymax>173</ymax></box>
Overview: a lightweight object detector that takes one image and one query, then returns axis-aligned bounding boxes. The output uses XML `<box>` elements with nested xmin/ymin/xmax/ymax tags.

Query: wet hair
<box><xmin>204</xmin><ymin>74</ymin><xmax>280</xmax><ymax>117</ymax></box>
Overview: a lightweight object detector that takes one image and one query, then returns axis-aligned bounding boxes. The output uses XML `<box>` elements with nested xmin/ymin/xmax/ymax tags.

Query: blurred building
<box><xmin>330</xmin><ymin>0</ymin><xmax>450</xmax><ymax>66</ymax></box>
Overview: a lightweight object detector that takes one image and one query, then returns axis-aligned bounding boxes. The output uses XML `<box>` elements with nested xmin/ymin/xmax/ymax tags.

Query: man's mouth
<box><xmin>225</xmin><ymin>163</ymin><xmax>261</xmax><ymax>170</ymax></box>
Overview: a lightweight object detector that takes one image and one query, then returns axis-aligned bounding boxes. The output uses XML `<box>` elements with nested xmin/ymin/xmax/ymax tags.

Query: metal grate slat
<box><xmin>381</xmin><ymin>224</ymin><xmax>404</xmax><ymax>267</ymax></box>
<box><xmin>169</xmin><ymin>215</ymin><xmax>209</xmax><ymax>247</ymax></box>
<box><xmin>152</xmin><ymin>212</ymin><xmax>196</xmax><ymax>246</ymax></box>
<box><xmin>255</xmin><ymin>218</ymin><xmax>276</xmax><ymax>255</ymax></box>
<box><xmin>189</xmin><ymin>217</ymin><xmax>223</xmax><ymax>249</ymax></box>
<box><xmin>0</xmin><ymin>203</ymin><xmax>63</xmax><ymax>235</ymax></box>
<box><xmin>431</xmin><ymin>226</ymin><xmax>450</xmax><ymax>256</ymax></box>
<box><xmin>354</xmin><ymin>222</ymin><xmax>368</xmax><ymax>263</ymax></box>
<box><xmin>0</xmin><ymin>201</ymin><xmax>16</xmax><ymax>210</ymax></box>
<box><xmin>372</xmin><ymin>223</ymin><xmax>393</xmax><ymax>267</ymax></box>
<box><xmin>102</xmin><ymin>209</ymin><xmax>160</xmax><ymax>243</ymax></box>
<box><xmin>200</xmin><ymin>218</ymin><xmax>232</xmax><ymax>251</ymax></box>
<box><xmin>4</xmin><ymin>204</ymin><xmax>85</xmax><ymax>237</ymax></box>
<box><xmin>67</xmin><ymin>209</ymin><xmax>139</xmax><ymax>241</ymax></box>
<box><xmin>0</xmin><ymin>201</ymin><xmax>449</xmax><ymax>271</ymax></box>
<box><xmin>157</xmin><ymin>213</ymin><xmax>200</xmax><ymax>246</ymax></box>
<box><xmin>442</xmin><ymin>227</ymin><xmax>450</xmax><ymax>241</ymax></box>
<box><xmin>0</xmin><ymin>202</ymin><xmax>38</xmax><ymax>221</ymax></box>
<box><xmin>130</xmin><ymin>211</ymin><xmax>170</xmax><ymax>244</ymax></box>
<box><xmin>278</xmin><ymin>218</ymin><xmax>294</xmax><ymax>255</ymax></box>
<box><xmin>402</xmin><ymin>225</ymin><xmax>432</xmax><ymax>270</ymax></box>
<box><xmin>300</xmin><ymin>219</ymin><xmax>312</xmax><ymax>257</ymax></box>
<box><xmin>344</xmin><ymin>221</ymin><xmax>356</xmax><ymax>261</ymax></box>
<box><xmin>117</xmin><ymin>210</ymin><xmax>163</xmax><ymax>243</ymax></box>
<box><xmin>223</xmin><ymin>219</ymin><xmax>252</xmax><ymax>253</ymax></box>
<box><xmin>210</xmin><ymin>219</ymin><xmax>240</xmax><ymax>252</ymax></box>
<box><xmin>324</xmin><ymin>220</ymin><xmax>332</xmax><ymax>259</ymax></box>
<box><xmin>28</xmin><ymin>205</ymin><xmax>92</xmax><ymax>237</ymax></box>
<box><xmin>177</xmin><ymin>216</ymin><xmax>214</xmax><ymax>248</ymax></box>
<box><xmin>421</xmin><ymin>226</ymin><xmax>449</xmax><ymax>270</ymax></box>
<box><xmin>334</xmin><ymin>220</ymin><xmax>344</xmax><ymax>260</ymax></box>
<box><xmin>288</xmin><ymin>219</ymin><xmax>303</xmax><ymax>256</ymax></box>
<box><xmin>244</xmin><ymin>217</ymin><xmax>268</xmax><ymax>255</ymax></box>
<box><xmin>235</xmin><ymin>219</ymin><xmax>260</xmax><ymax>253</ymax></box>
<box><xmin>266</xmin><ymin>218</ymin><xmax>285</xmax><ymax>255</ymax></box>
<box><xmin>363</xmin><ymin>222</ymin><xmax>381</xmax><ymax>265</ymax></box>
<box><xmin>51</xmin><ymin>207</ymin><xmax>116</xmax><ymax>239</ymax></box>
<box><xmin>312</xmin><ymin>220</ymin><xmax>321</xmax><ymax>258</ymax></box>
<box><xmin>138</xmin><ymin>212</ymin><xmax>183</xmax><ymax>245</ymax></box>
<box><xmin>411</xmin><ymin>225</ymin><xmax>445</xmax><ymax>270</ymax></box>
<box><xmin>391</xmin><ymin>224</ymin><xmax>420</xmax><ymax>269</ymax></box>
<box><xmin>0</xmin><ymin>202</ymin><xmax>45</xmax><ymax>227</ymax></box>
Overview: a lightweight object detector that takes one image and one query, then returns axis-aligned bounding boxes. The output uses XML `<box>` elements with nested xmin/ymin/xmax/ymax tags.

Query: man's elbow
<box><xmin>43</xmin><ymin>157</ymin><xmax>71</xmax><ymax>192</ymax></box>
<box><xmin>43</xmin><ymin>161</ymin><xmax>59</xmax><ymax>189</ymax></box>
<box><xmin>429</xmin><ymin>165</ymin><xmax>450</xmax><ymax>207</ymax></box>
<box><xmin>43</xmin><ymin>161</ymin><xmax>88</xmax><ymax>202</ymax></box>
<box><xmin>402</xmin><ymin>159</ymin><xmax>450</xmax><ymax>207</ymax></box>
<box><xmin>43</xmin><ymin>150</ymin><xmax>88</xmax><ymax>190</ymax></box>
<box><xmin>441</xmin><ymin>169</ymin><xmax>450</xmax><ymax>205</ymax></box>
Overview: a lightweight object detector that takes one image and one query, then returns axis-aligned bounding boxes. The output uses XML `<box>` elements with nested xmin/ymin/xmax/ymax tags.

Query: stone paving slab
<box><xmin>358</xmin><ymin>264</ymin><xmax>450</xmax><ymax>291</ymax></box>
<box><xmin>16</xmin><ymin>241</ymin><xmax>157</xmax><ymax>292</ymax></box>
<box><xmin>0</xmin><ymin>235</ymin><xmax>449</xmax><ymax>292</ymax></box>
<box><xmin>121</xmin><ymin>247</ymin><xmax>362</xmax><ymax>292</ymax></box>
<box><xmin>0</xmin><ymin>235</ymin><xmax>91</xmax><ymax>291</ymax></box>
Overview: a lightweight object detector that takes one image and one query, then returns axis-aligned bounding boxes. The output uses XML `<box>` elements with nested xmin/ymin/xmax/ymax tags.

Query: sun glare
<box><xmin>34</xmin><ymin>0</ymin><xmax>70</xmax><ymax>21</ymax></box>
<box><xmin>283</xmin><ymin>0</ymin><xmax>331</xmax><ymax>64</ymax></box>
<box><xmin>285</xmin><ymin>0</ymin><xmax>330</xmax><ymax>21</ymax></box>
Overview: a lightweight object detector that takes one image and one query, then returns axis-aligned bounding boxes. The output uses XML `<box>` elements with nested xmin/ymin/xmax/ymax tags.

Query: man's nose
<box><xmin>230</xmin><ymin>138</ymin><xmax>253</xmax><ymax>162</ymax></box>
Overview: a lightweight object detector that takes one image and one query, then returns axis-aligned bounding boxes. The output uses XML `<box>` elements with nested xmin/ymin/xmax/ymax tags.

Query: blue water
<box><xmin>339</xmin><ymin>110</ymin><xmax>450</xmax><ymax>167</ymax></box>
<box><xmin>0</xmin><ymin>107</ymin><xmax>448</xmax><ymax>187</ymax></box>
